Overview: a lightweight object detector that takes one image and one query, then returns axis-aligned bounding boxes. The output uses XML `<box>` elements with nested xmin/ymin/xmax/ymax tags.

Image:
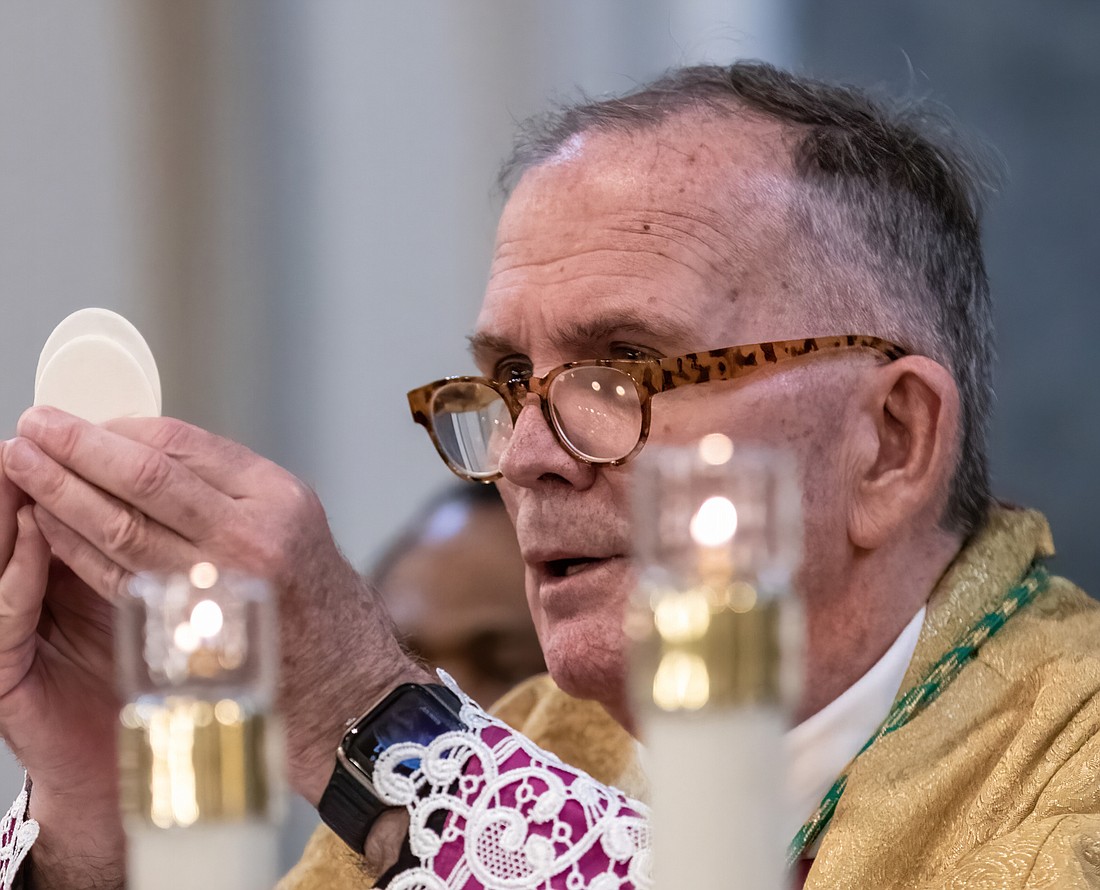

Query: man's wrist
<box><xmin>22</xmin><ymin>799</ymin><xmax>124</xmax><ymax>890</ymax></box>
<box><xmin>6</xmin><ymin>751</ymin><xmax>123</xmax><ymax>890</ymax></box>
<box><xmin>290</xmin><ymin>660</ymin><xmax>433</xmax><ymax>807</ymax></box>
<box><xmin>317</xmin><ymin>679</ymin><xmax>465</xmax><ymax>859</ymax></box>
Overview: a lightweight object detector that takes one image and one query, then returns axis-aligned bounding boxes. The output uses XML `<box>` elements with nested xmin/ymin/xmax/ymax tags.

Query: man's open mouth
<box><xmin>546</xmin><ymin>556</ymin><xmax>607</xmax><ymax>578</ymax></box>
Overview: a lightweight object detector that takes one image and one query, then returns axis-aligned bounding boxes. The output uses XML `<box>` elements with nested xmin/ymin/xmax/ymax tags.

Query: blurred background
<box><xmin>1</xmin><ymin>0</ymin><xmax>1097</xmax><ymax>872</ymax></box>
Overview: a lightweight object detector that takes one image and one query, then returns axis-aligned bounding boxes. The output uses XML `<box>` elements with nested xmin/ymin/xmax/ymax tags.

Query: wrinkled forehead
<box><xmin>473</xmin><ymin>115</ymin><xmax>803</xmax><ymax>363</ymax></box>
<box><xmin>499</xmin><ymin>114</ymin><xmax>795</xmax><ymax>251</ymax></box>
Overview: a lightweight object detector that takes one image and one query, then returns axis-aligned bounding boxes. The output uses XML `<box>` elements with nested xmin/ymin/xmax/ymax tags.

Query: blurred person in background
<box><xmin>369</xmin><ymin>482</ymin><xmax>544</xmax><ymax>709</ymax></box>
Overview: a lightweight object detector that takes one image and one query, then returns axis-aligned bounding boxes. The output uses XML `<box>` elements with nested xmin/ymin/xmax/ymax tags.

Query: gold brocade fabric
<box><xmin>280</xmin><ymin>505</ymin><xmax>1100</xmax><ymax>889</ymax></box>
<box><xmin>808</xmin><ymin>506</ymin><xmax>1100</xmax><ymax>889</ymax></box>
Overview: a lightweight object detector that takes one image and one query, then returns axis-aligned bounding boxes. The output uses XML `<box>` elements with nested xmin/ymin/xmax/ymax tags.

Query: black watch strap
<box><xmin>318</xmin><ymin>683</ymin><xmax>466</xmax><ymax>855</ymax></box>
<box><xmin>318</xmin><ymin>756</ymin><xmax>388</xmax><ymax>853</ymax></box>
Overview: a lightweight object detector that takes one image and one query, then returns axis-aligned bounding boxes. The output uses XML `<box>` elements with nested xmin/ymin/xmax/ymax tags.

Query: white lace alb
<box><xmin>0</xmin><ymin>780</ymin><xmax>38</xmax><ymax>890</ymax></box>
<box><xmin>373</xmin><ymin>673</ymin><xmax>652</xmax><ymax>890</ymax></box>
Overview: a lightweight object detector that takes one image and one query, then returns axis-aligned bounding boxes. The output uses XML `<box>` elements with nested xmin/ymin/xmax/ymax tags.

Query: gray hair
<box><xmin>500</xmin><ymin>62</ymin><xmax>998</xmax><ymax>537</ymax></box>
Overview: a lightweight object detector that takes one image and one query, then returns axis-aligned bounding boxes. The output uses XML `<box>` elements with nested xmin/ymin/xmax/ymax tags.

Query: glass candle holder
<box><xmin>628</xmin><ymin>436</ymin><xmax>803</xmax><ymax>890</ymax></box>
<box><xmin>115</xmin><ymin>563</ymin><xmax>282</xmax><ymax>890</ymax></box>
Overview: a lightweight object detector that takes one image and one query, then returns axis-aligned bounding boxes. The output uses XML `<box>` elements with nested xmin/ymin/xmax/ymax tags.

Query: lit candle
<box><xmin>628</xmin><ymin>437</ymin><xmax>802</xmax><ymax>890</ymax></box>
<box><xmin>116</xmin><ymin>566</ymin><xmax>282</xmax><ymax>890</ymax></box>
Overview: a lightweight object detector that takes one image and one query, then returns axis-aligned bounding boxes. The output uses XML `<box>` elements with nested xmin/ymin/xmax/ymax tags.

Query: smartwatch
<box><xmin>318</xmin><ymin>682</ymin><xmax>466</xmax><ymax>854</ymax></box>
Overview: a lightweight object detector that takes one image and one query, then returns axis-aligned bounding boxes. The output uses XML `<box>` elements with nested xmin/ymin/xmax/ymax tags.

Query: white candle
<box><xmin>643</xmin><ymin>707</ymin><xmax>785</xmax><ymax>890</ymax></box>
<box><xmin>127</xmin><ymin>823</ymin><xmax>278</xmax><ymax>890</ymax></box>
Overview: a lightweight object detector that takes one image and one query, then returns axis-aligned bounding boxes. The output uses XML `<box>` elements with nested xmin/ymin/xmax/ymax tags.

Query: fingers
<box><xmin>12</xmin><ymin>407</ymin><xmax>329</xmax><ymax>596</ymax></box>
<box><xmin>4</xmin><ymin>438</ymin><xmax>205</xmax><ymax>582</ymax></box>
<box><xmin>0</xmin><ymin>506</ymin><xmax>50</xmax><ymax>695</ymax></box>
<box><xmin>103</xmin><ymin>414</ymin><xmax>277</xmax><ymax>496</ymax></box>
<box><xmin>13</xmin><ymin>408</ymin><xmax>237</xmax><ymax>542</ymax></box>
<box><xmin>33</xmin><ymin>507</ymin><xmax>151</xmax><ymax>603</ymax></box>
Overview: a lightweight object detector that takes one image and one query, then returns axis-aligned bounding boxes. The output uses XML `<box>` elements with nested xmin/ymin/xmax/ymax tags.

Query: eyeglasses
<box><xmin>407</xmin><ymin>335</ymin><xmax>907</xmax><ymax>482</ymax></box>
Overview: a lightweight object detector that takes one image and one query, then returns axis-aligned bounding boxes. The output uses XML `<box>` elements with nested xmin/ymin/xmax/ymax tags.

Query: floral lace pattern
<box><xmin>375</xmin><ymin>674</ymin><xmax>652</xmax><ymax>889</ymax></box>
<box><xmin>0</xmin><ymin>778</ymin><xmax>38</xmax><ymax>890</ymax></box>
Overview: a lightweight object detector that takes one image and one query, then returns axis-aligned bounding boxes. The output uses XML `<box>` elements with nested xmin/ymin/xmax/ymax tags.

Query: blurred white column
<box><xmin>0</xmin><ymin>2</ymin><xmax>147</xmax><ymax>431</ymax></box>
<box><xmin>127</xmin><ymin>0</ymin><xmax>277</xmax><ymax>447</ymax></box>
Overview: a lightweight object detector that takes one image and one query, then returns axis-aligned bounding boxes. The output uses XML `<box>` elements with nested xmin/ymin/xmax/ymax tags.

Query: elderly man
<box><xmin>1</xmin><ymin>62</ymin><xmax>1098</xmax><ymax>889</ymax></box>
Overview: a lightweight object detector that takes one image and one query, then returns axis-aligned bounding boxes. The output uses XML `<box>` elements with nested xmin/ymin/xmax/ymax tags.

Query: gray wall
<box><xmin>798</xmin><ymin>0</ymin><xmax>1100</xmax><ymax>598</ymax></box>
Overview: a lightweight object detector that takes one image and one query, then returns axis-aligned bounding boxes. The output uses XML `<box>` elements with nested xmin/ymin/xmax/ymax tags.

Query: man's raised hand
<box><xmin>0</xmin><ymin>408</ymin><xmax>425</xmax><ymax>885</ymax></box>
<box><xmin>5</xmin><ymin>407</ymin><xmax>424</xmax><ymax>807</ymax></box>
<box><xmin>0</xmin><ymin>434</ymin><xmax>124</xmax><ymax>887</ymax></box>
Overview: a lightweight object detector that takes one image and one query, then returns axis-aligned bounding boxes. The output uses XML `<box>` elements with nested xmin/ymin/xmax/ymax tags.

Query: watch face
<box><xmin>343</xmin><ymin>685</ymin><xmax>465</xmax><ymax>780</ymax></box>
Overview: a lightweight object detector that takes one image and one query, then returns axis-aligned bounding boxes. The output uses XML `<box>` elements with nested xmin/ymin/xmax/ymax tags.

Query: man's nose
<box><xmin>497</xmin><ymin>394</ymin><xmax>597</xmax><ymax>490</ymax></box>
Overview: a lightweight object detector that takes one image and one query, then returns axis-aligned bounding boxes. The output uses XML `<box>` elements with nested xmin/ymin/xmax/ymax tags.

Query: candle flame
<box><xmin>690</xmin><ymin>496</ymin><xmax>738</xmax><ymax>547</ymax></box>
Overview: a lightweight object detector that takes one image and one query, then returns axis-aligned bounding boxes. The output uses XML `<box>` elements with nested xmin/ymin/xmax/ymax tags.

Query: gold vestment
<box><xmin>280</xmin><ymin>506</ymin><xmax>1100</xmax><ymax>889</ymax></box>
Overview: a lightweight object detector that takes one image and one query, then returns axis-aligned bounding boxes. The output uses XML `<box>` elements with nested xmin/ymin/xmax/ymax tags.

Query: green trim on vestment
<box><xmin>787</xmin><ymin>562</ymin><xmax>1052</xmax><ymax>868</ymax></box>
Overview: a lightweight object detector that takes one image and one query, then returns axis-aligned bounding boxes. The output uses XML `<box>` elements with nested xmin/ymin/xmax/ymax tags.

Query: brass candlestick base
<box><xmin>119</xmin><ymin>696</ymin><xmax>275</xmax><ymax>827</ymax></box>
<box><xmin>115</xmin><ymin>564</ymin><xmax>283</xmax><ymax>859</ymax></box>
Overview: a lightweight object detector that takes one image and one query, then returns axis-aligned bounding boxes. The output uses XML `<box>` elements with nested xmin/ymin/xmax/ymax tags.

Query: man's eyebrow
<box><xmin>467</xmin><ymin>331</ymin><xmax>517</xmax><ymax>367</ymax></box>
<box><xmin>467</xmin><ymin>315</ymin><xmax>693</xmax><ymax>366</ymax></box>
<box><xmin>552</xmin><ymin>316</ymin><xmax>692</xmax><ymax>350</ymax></box>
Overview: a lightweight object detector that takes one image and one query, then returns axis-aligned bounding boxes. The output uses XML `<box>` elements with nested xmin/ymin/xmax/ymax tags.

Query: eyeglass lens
<box><xmin>429</xmin><ymin>367</ymin><xmax>644</xmax><ymax>476</ymax></box>
<box><xmin>430</xmin><ymin>381</ymin><xmax>513</xmax><ymax>478</ymax></box>
<box><xmin>548</xmin><ymin>367</ymin><xmax>643</xmax><ymax>462</ymax></box>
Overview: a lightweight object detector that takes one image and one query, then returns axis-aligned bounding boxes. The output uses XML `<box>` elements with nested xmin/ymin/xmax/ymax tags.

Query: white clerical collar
<box><xmin>782</xmin><ymin>606</ymin><xmax>926</xmax><ymax>847</ymax></box>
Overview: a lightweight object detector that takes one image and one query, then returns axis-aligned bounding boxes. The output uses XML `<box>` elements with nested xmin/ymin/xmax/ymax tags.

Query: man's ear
<box><xmin>848</xmin><ymin>356</ymin><xmax>960</xmax><ymax>550</ymax></box>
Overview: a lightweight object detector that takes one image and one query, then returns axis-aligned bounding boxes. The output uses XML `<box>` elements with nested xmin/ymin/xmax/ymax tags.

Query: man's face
<box><xmin>472</xmin><ymin>116</ymin><xmax>861</xmax><ymax>718</ymax></box>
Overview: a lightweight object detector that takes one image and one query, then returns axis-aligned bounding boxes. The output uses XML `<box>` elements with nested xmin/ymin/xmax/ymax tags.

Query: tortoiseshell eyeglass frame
<box><xmin>407</xmin><ymin>334</ymin><xmax>908</xmax><ymax>482</ymax></box>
